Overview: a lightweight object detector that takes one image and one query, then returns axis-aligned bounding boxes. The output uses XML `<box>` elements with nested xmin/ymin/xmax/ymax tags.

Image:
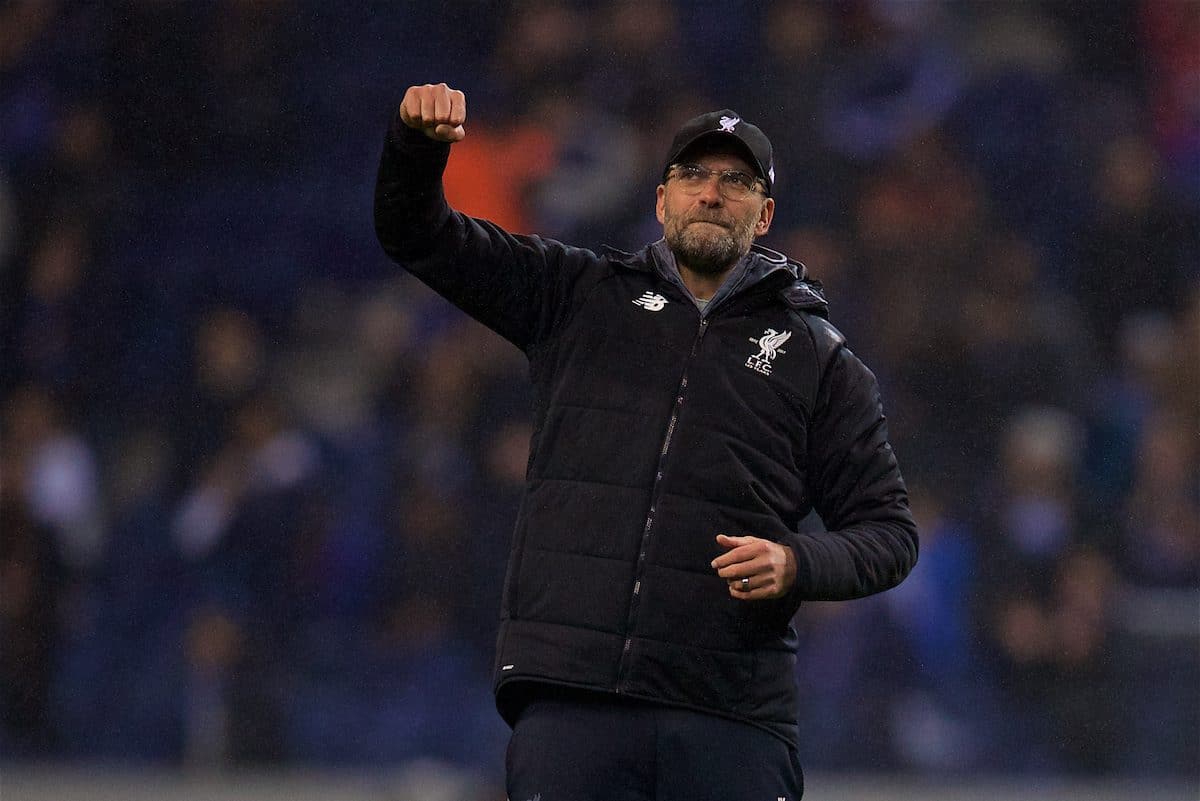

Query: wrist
<box><xmin>390</xmin><ymin>110</ymin><xmax>452</xmax><ymax>150</ymax></box>
<box><xmin>781</xmin><ymin>544</ymin><xmax>797</xmax><ymax>592</ymax></box>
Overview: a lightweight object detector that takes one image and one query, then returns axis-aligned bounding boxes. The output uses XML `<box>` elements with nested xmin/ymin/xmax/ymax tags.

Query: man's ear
<box><xmin>656</xmin><ymin>185</ymin><xmax>666</xmax><ymax>224</ymax></box>
<box><xmin>755</xmin><ymin>197</ymin><xmax>775</xmax><ymax>236</ymax></box>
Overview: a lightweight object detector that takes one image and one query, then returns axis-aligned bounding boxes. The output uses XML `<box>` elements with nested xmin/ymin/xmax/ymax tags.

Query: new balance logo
<box><xmin>746</xmin><ymin>328</ymin><xmax>791</xmax><ymax>375</ymax></box>
<box><xmin>632</xmin><ymin>291</ymin><xmax>668</xmax><ymax>311</ymax></box>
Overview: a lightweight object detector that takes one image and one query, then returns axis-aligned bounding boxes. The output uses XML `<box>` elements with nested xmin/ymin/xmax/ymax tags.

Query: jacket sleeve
<box><xmin>783</xmin><ymin>338</ymin><xmax>919</xmax><ymax>602</ymax></box>
<box><xmin>373</xmin><ymin>110</ymin><xmax>584</xmax><ymax>350</ymax></box>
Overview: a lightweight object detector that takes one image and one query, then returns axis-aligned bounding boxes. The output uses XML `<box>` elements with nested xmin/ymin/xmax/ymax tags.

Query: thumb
<box><xmin>715</xmin><ymin>533</ymin><xmax>747</xmax><ymax>548</ymax></box>
<box><xmin>429</xmin><ymin>123</ymin><xmax>466</xmax><ymax>143</ymax></box>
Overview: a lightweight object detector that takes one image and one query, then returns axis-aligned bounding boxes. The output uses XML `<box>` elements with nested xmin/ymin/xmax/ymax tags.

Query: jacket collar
<box><xmin>603</xmin><ymin>241</ymin><xmax>829</xmax><ymax>318</ymax></box>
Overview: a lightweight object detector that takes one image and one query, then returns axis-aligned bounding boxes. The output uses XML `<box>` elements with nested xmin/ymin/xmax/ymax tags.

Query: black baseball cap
<box><xmin>662</xmin><ymin>109</ymin><xmax>775</xmax><ymax>195</ymax></box>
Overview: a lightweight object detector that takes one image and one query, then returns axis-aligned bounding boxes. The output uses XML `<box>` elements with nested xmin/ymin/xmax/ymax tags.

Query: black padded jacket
<box><xmin>374</xmin><ymin>117</ymin><xmax>919</xmax><ymax>747</ymax></box>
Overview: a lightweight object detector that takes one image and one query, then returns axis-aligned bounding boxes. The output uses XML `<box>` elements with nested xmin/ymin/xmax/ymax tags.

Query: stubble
<box><xmin>663</xmin><ymin>207</ymin><xmax>759</xmax><ymax>276</ymax></box>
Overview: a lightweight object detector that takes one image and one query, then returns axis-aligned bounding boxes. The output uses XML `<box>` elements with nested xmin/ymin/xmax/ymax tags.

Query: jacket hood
<box><xmin>734</xmin><ymin>244</ymin><xmax>830</xmax><ymax>318</ymax></box>
<box><xmin>745</xmin><ymin>244</ymin><xmax>831</xmax><ymax>319</ymax></box>
<box><xmin>601</xmin><ymin>241</ymin><xmax>830</xmax><ymax>319</ymax></box>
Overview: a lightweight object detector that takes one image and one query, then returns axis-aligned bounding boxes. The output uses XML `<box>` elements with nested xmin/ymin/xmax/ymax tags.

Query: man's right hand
<box><xmin>399</xmin><ymin>83</ymin><xmax>467</xmax><ymax>143</ymax></box>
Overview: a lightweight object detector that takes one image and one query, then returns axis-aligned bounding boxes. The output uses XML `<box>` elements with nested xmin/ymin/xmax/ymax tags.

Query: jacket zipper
<box><xmin>616</xmin><ymin>314</ymin><xmax>710</xmax><ymax>691</ymax></box>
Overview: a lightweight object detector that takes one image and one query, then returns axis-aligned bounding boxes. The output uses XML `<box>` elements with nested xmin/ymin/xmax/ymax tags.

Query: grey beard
<box><xmin>667</xmin><ymin>219</ymin><xmax>755</xmax><ymax>276</ymax></box>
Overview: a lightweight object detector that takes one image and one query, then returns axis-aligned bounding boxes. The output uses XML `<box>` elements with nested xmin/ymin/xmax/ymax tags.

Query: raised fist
<box><xmin>399</xmin><ymin>83</ymin><xmax>467</xmax><ymax>143</ymax></box>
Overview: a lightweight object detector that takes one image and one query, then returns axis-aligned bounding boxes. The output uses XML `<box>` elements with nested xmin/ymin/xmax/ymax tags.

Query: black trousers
<box><xmin>505</xmin><ymin>689</ymin><xmax>805</xmax><ymax>801</ymax></box>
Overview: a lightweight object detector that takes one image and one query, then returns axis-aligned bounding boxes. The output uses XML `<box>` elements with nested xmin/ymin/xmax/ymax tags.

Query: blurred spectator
<box><xmin>489</xmin><ymin>0</ymin><xmax>590</xmax><ymax>113</ymax></box>
<box><xmin>742</xmin><ymin>0</ymin><xmax>854</xmax><ymax>229</ymax></box>
<box><xmin>585</xmin><ymin>0</ymin><xmax>686</xmax><ymax>127</ymax></box>
<box><xmin>172</xmin><ymin>390</ymin><xmax>321</xmax><ymax>595</ymax></box>
<box><xmin>951</xmin><ymin>2</ymin><xmax>1087</xmax><ymax>262</ymax></box>
<box><xmin>8</xmin><ymin>215</ymin><xmax>97</xmax><ymax>396</ymax></box>
<box><xmin>282</xmin><ymin>476</ymin><xmax>504</xmax><ymax>767</ymax></box>
<box><xmin>819</xmin><ymin>1</ymin><xmax>965</xmax><ymax>162</ymax></box>
<box><xmin>279</xmin><ymin>283</ymin><xmax>395</xmax><ymax>441</ymax></box>
<box><xmin>181</xmin><ymin>607</ymin><xmax>245</xmax><ymax>766</ymax></box>
<box><xmin>1083</xmin><ymin>311</ymin><xmax>1181</xmax><ymax>506</ymax></box>
<box><xmin>17</xmin><ymin>99</ymin><xmax>121</xmax><ymax>238</ymax></box>
<box><xmin>847</xmin><ymin>135</ymin><xmax>992</xmax><ymax>492</ymax></box>
<box><xmin>1119</xmin><ymin>411</ymin><xmax>1200</xmax><ymax>588</ymax></box>
<box><xmin>401</xmin><ymin>317</ymin><xmax>524</xmax><ymax>498</ymax></box>
<box><xmin>793</xmin><ymin>599</ymin><xmax>897</xmax><ymax>771</ymax></box>
<box><xmin>179</xmin><ymin>601</ymin><xmax>294</xmax><ymax>767</ymax></box>
<box><xmin>1074</xmin><ymin>134</ymin><xmax>1199</xmax><ymax>357</ymax></box>
<box><xmin>988</xmin><ymin>406</ymin><xmax>1092</xmax><ymax>576</ymax></box>
<box><xmin>171</xmin><ymin>390</ymin><xmax>325</xmax><ymax>763</ymax></box>
<box><xmin>2</xmin><ymin>382</ymin><xmax>105</xmax><ymax>571</ymax></box>
<box><xmin>978</xmin><ymin>405</ymin><xmax>1125</xmax><ymax>772</ymax></box>
<box><xmin>987</xmin><ymin>547</ymin><xmax>1123</xmax><ymax>773</ymax></box>
<box><xmin>881</xmin><ymin>476</ymin><xmax>987</xmax><ymax>772</ymax></box>
<box><xmin>169</xmin><ymin>306</ymin><xmax>267</xmax><ymax>493</ymax></box>
<box><xmin>929</xmin><ymin>232</ymin><xmax>1095</xmax><ymax>486</ymax></box>
<box><xmin>527</xmin><ymin>94</ymin><xmax>643</xmax><ymax>244</ymax></box>
<box><xmin>374</xmin><ymin>480</ymin><xmax>469</xmax><ymax>653</ymax></box>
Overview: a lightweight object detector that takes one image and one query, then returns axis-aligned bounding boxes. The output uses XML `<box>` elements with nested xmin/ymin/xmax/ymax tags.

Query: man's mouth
<box><xmin>689</xmin><ymin>217</ymin><xmax>730</xmax><ymax>229</ymax></box>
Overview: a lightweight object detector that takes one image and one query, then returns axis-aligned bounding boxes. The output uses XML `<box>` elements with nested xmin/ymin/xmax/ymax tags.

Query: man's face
<box><xmin>656</xmin><ymin>149</ymin><xmax>775</xmax><ymax>276</ymax></box>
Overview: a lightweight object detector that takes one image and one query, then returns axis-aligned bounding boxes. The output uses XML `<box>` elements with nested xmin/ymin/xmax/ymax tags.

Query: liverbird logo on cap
<box><xmin>718</xmin><ymin>115</ymin><xmax>740</xmax><ymax>133</ymax></box>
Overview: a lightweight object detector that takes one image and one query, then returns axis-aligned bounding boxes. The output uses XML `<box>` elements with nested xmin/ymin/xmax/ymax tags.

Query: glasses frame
<box><xmin>666</xmin><ymin>162</ymin><xmax>767</xmax><ymax>201</ymax></box>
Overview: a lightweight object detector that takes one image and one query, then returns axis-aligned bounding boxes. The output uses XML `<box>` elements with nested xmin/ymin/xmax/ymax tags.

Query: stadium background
<box><xmin>1</xmin><ymin>1</ymin><xmax>1197</xmax><ymax>799</ymax></box>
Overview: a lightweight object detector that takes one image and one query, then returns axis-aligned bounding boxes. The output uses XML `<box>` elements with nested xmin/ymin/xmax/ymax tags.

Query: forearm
<box><xmin>373</xmin><ymin>99</ymin><xmax>551</xmax><ymax>348</ymax></box>
<box><xmin>373</xmin><ymin>115</ymin><xmax>454</xmax><ymax>264</ymax></box>
<box><xmin>784</xmin><ymin>511</ymin><xmax>918</xmax><ymax>602</ymax></box>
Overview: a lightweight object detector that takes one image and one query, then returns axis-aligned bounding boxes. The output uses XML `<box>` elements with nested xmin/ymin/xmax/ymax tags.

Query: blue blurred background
<box><xmin>1</xmin><ymin>0</ymin><xmax>1197</xmax><ymax>795</ymax></box>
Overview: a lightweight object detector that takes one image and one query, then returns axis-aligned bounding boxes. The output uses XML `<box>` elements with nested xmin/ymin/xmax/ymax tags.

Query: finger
<box><xmin>729</xmin><ymin>573</ymin><xmax>789</xmax><ymax>601</ymax></box>
<box><xmin>712</xmin><ymin>548</ymin><xmax>755</xmax><ymax>570</ymax></box>
<box><xmin>716</xmin><ymin>558</ymin><xmax>765</xmax><ymax>579</ymax></box>
<box><xmin>713</xmin><ymin>534</ymin><xmax>751</xmax><ymax>565</ymax></box>
<box><xmin>729</xmin><ymin>581</ymin><xmax>769</xmax><ymax>601</ymax></box>
<box><xmin>433</xmin><ymin>84</ymin><xmax>451</xmax><ymax>122</ymax></box>
<box><xmin>712</xmin><ymin>536</ymin><xmax>763</xmax><ymax>569</ymax></box>
<box><xmin>419</xmin><ymin>85</ymin><xmax>438</xmax><ymax>126</ymax></box>
<box><xmin>448</xmin><ymin>89</ymin><xmax>466</xmax><ymax>126</ymax></box>
<box><xmin>399</xmin><ymin>87</ymin><xmax>421</xmax><ymax>127</ymax></box>
<box><xmin>728</xmin><ymin>574</ymin><xmax>759</xmax><ymax>592</ymax></box>
<box><xmin>717</xmin><ymin>552</ymin><xmax>772</xmax><ymax>579</ymax></box>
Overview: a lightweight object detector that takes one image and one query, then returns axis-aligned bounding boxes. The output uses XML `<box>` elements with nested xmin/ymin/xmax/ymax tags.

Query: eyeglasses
<box><xmin>667</xmin><ymin>163</ymin><xmax>766</xmax><ymax>201</ymax></box>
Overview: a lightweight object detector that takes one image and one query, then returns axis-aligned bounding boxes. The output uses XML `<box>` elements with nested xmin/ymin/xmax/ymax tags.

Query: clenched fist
<box><xmin>399</xmin><ymin>83</ymin><xmax>467</xmax><ymax>143</ymax></box>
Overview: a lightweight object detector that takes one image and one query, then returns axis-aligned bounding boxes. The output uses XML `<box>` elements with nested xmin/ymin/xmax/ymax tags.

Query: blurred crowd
<box><xmin>1</xmin><ymin>0</ymin><xmax>1197</xmax><ymax>787</ymax></box>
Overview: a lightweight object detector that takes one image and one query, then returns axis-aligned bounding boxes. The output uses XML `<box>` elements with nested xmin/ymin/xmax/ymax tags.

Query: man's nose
<box><xmin>694</xmin><ymin>176</ymin><xmax>724</xmax><ymax>205</ymax></box>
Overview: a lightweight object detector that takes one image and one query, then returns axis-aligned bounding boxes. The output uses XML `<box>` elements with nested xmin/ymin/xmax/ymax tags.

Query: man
<box><xmin>375</xmin><ymin>83</ymin><xmax>918</xmax><ymax>800</ymax></box>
